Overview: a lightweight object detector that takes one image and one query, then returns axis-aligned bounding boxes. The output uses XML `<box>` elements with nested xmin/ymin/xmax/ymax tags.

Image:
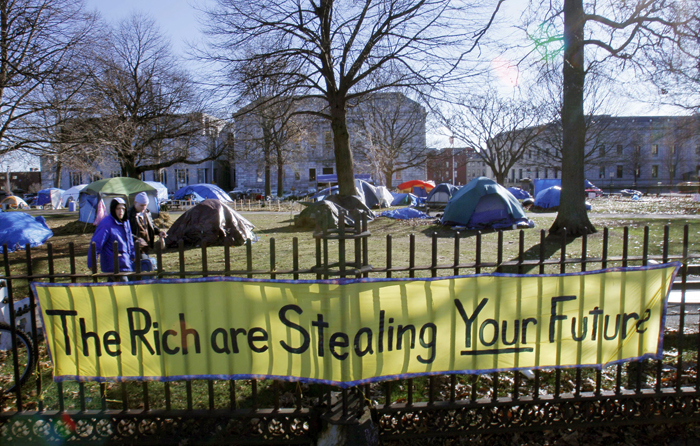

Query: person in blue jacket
<box><xmin>88</xmin><ymin>197</ymin><xmax>135</xmax><ymax>282</ymax></box>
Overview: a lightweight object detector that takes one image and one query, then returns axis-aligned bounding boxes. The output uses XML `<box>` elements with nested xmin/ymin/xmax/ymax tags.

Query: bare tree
<box><xmin>0</xmin><ymin>0</ymin><xmax>96</xmax><ymax>158</ymax></box>
<box><xmin>435</xmin><ymin>89</ymin><xmax>546</xmax><ymax>185</ymax></box>
<box><xmin>352</xmin><ymin>92</ymin><xmax>428</xmax><ymax>187</ymax></box>
<box><xmin>81</xmin><ymin>13</ymin><xmax>225</xmax><ymax>179</ymax></box>
<box><xmin>525</xmin><ymin>0</ymin><xmax>686</xmax><ymax>236</ymax></box>
<box><xmin>200</xmin><ymin>0</ymin><xmax>504</xmax><ymax>197</ymax></box>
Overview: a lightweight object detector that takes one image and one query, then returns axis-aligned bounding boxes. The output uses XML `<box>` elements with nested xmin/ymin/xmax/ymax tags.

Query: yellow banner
<box><xmin>33</xmin><ymin>264</ymin><xmax>678</xmax><ymax>387</ymax></box>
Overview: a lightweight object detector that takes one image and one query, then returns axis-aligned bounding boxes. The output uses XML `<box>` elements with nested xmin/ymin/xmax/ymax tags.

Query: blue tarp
<box><xmin>391</xmin><ymin>193</ymin><xmax>418</xmax><ymax>206</ymax></box>
<box><xmin>311</xmin><ymin>186</ymin><xmax>339</xmax><ymax>202</ymax></box>
<box><xmin>442</xmin><ymin>177</ymin><xmax>531</xmax><ymax>229</ymax></box>
<box><xmin>507</xmin><ymin>187</ymin><xmax>532</xmax><ymax>200</ymax></box>
<box><xmin>533</xmin><ymin>179</ymin><xmax>600</xmax><ymax>197</ymax></box>
<box><xmin>35</xmin><ymin>188</ymin><xmax>64</xmax><ymax>208</ymax></box>
<box><xmin>535</xmin><ymin>186</ymin><xmax>591</xmax><ymax>210</ymax></box>
<box><xmin>0</xmin><ymin>212</ymin><xmax>53</xmax><ymax>252</ymax></box>
<box><xmin>174</xmin><ymin>184</ymin><xmax>231</xmax><ymax>202</ymax></box>
<box><xmin>379</xmin><ymin>208</ymin><xmax>431</xmax><ymax>220</ymax></box>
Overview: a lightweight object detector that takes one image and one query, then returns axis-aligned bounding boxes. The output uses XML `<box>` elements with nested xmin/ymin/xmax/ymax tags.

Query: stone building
<box><xmin>232</xmin><ymin>92</ymin><xmax>427</xmax><ymax>194</ymax></box>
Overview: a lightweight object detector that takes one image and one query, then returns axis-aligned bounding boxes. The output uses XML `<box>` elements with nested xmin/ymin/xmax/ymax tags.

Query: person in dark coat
<box><xmin>88</xmin><ymin>197</ymin><xmax>134</xmax><ymax>282</ymax></box>
<box><xmin>128</xmin><ymin>192</ymin><xmax>166</xmax><ymax>256</ymax></box>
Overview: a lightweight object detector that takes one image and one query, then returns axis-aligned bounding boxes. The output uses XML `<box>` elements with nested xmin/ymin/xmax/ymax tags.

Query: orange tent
<box><xmin>396</xmin><ymin>180</ymin><xmax>436</xmax><ymax>193</ymax></box>
<box><xmin>0</xmin><ymin>196</ymin><xmax>29</xmax><ymax>209</ymax></box>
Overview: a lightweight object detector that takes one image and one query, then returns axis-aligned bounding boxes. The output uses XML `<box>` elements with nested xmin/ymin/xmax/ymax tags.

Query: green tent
<box><xmin>441</xmin><ymin>177</ymin><xmax>530</xmax><ymax>230</ymax></box>
<box><xmin>79</xmin><ymin>177</ymin><xmax>159</xmax><ymax>223</ymax></box>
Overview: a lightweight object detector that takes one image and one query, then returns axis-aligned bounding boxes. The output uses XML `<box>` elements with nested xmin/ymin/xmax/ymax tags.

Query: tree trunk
<box><xmin>550</xmin><ymin>0</ymin><xmax>596</xmax><ymax>237</ymax></box>
<box><xmin>329</xmin><ymin>95</ymin><xmax>355</xmax><ymax>196</ymax></box>
<box><xmin>385</xmin><ymin>170</ymin><xmax>393</xmax><ymax>189</ymax></box>
<box><xmin>54</xmin><ymin>160</ymin><xmax>62</xmax><ymax>188</ymax></box>
<box><xmin>276</xmin><ymin>156</ymin><xmax>284</xmax><ymax>197</ymax></box>
<box><xmin>264</xmin><ymin>163</ymin><xmax>271</xmax><ymax>197</ymax></box>
<box><xmin>121</xmin><ymin>155</ymin><xmax>140</xmax><ymax>179</ymax></box>
<box><xmin>495</xmin><ymin>171</ymin><xmax>505</xmax><ymax>185</ymax></box>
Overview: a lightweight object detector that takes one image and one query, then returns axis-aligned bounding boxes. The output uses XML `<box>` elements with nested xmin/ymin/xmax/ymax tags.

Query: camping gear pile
<box><xmin>166</xmin><ymin>199</ymin><xmax>256</xmax><ymax>247</ymax></box>
<box><xmin>441</xmin><ymin>177</ymin><xmax>533</xmax><ymax>230</ymax></box>
<box><xmin>0</xmin><ymin>212</ymin><xmax>53</xmax><ymax>252</ymax></box>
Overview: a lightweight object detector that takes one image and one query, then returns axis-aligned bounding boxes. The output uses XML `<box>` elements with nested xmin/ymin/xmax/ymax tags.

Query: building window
<box><xmin>197</xmin><ymin>168</ymin><xmax>209</xmax><ymax>183</ymax></box>
<box><xmin>70</xmin><ymin>172</ymin><xmax>82</xmax><ymax>187</ymax></box>
<box><xmin>294</xmin><ymin>171</ymin><xmax>300</xmax><ymax>181</ymax></box>
<box><xmin>519</xmin><ymin>169</ymin><xmax>522</xmax><ymax>179</ymax></box>
<box><xmin>616</xmin><ymin>165</ymin><xmax>623</xmax><ymax>178</ymax></box>
<box><xmin>309</xmin><ymin>168</ymin><xmax>316</xmax><ymax>181</ymax></box>
<box><xmin>175</xmin><ymin>169</ymin><xmax>189</xmax><ymax>185</ymax></box>
<box><xmin>256</xmin><ymin>170</ymin><xmax>262</xmax><ymax>183</ymax></box>
<box><xmin>544</xmin><ymin>169</ymin><xmax>548</xmax><ymax>179</ymax></box>
<box><xmin>652</xmin><ymin>144</ymin><xmax>658</xmax><ymax>156</ymax></box>
<box><xmin>554</xmin><ymin>170</ymin><xmax>558</xmax><ymax>179</ymax></box>
<box><xmin>617</xmin><ymin>144</ymin><xmax>623</xmax><ymax>155</ymax></box>
<box><xmin>634</xmin><ymin>145</ymin><xmax>641</xmax><ymax>155</ymax></box>
<box><xmin>535</xmin><ymin>169</ymin><xmax>539</xmax><ymax>179</ymax></box>
<box><xmin>322</xmin><ymin>167</ymin><xmax>333</xmax><ymax>175</ymax></box>
<box><xmin>599</xmin><ymin>166</ymin><xmax>605</xmax><ymax>179</ymax></box>
<box><xmin>158</xmin><ymin>169</ymin><xmax>167</xmax><ymax>185</ymax></box>
<box><xmin>396</xmin><ymin>170</ymin><xmax>402</xmax><ymax>180</ymax></box>
<box><xmin>652</xmin><ymin>165</ymin><xmax>658</xmax><ymax>178</ymax></box>
<box><xmin>598</xmin><ymin>145</ymin><xmax>605</xmax><ymax>157</ymax></box>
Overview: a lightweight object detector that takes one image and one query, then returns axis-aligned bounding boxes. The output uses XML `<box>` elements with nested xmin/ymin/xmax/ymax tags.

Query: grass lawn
<box><xmin>1</xmin><ymin>194</ymin><xmax>699</xmax><ymax>411</ymax></box>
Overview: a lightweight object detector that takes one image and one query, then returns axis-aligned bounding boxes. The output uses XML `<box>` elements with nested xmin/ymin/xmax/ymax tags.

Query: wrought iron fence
<box><xmin>1</xmin><ymin>214</ymin><xmax>700</xmax><ymax>444</ymax></box>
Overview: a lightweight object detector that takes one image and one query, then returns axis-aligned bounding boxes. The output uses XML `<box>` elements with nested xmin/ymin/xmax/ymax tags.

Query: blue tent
<box><xmin>174</xmin><ymin>184</ymin><xmax>231</xmax><ymax>202</ymax></box>
<box><xmin>35</xmin><ymin>188</ymin><xmax>65</xmax><ymax>208</ymax></box>
<box><xmin>507</xmin><ymin>187</ymin><xmax>532</xmax><ymax>200</ymax></box>
<box><xmin>391</xmin><ymin>193</ymin><xmax>418</xmax><ymax>207</ymax></box>
<box><xmin>311</xmin><ymin>186</ymin><xmax>339</xmax><ymax>202</ymax></box>
<box><xmin>379</xmin><ymin>208</ymin><xmax>430</xmax><ymax>220</ymax></box>
<box><xmin>535</xmin><ymin>186</ymin><xmax>592</xmax><ymax>210</ymax></box>
<box><xmin>426</xmin><ymin>183</ymin><xmax>458</xmax><ymax>208</ymax></box>
<box><xmin>441</xmin><ymin>177</ymin><xmax>531</xmax><ymax>229</ymax></box>
<box><xmin>144</xmin><ymin>181</ymin><xmax>169</xmax><ymax>202</ymax></box>
<box><xmin>533</xmin><ymin>179</ymin><xmax>600</xmax><ymax>197</ymax></box>
<box><xmin>0</xmin><ymin>212</ymin><xmax>53</xmax><ymax>252</ymax></box>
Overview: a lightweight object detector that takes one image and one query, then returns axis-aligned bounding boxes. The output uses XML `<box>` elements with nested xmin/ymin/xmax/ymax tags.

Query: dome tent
<box><xmin>441</xmin><ymin>177</ymin><xmax>532</xmax><ymax>230</ymax></box>
<box><xmin>390</xmin><ymin>192</ymin><xmax>418</xmax><ymax>206</ymax></box>
<box><xmin>166</xmin><ymin>199</ymin><xmax>256</xmax><ymax>247</ymax></box>
<box><xmin>79</xmin><ymin>178</ymin><xmax>159</xmax><ymax>224</ymax></box>
<box><xmin>426</xmin><ymin>183</ymin><xmax>459</xmax><ymax>211</ymax></box>
<box><xmin>534</xmin><ymin>186</ymin><xmax>592</xmax><ymax>211</ymax></box>
<box><xmin>144</xmin><ymin>181</ymin><xmax>169</xmax><ymax>203</ymax></box>
<box><xmin>61</xmin><ymin>184</ymin><xmax>87</xmax><ymax>207</ymax></box>
<box><xmin>506</xmin><ymin>187</ymin><xmax>532</xmax><ymax>200</ymax></box>
<box><xmin>354</xmin><ymin>179</ymin><xmax>383</xmax><ymax>208</ymax></box>
<box><xmin>174</xmin><ymin>184</ymin><xmax>231</xmax><ymax>202</ymax></box>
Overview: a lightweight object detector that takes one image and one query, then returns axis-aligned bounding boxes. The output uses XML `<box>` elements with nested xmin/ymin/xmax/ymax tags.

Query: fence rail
<box><xmin>1</xmin><ymin>217</ymin><xmax>700</xmax><ymax>444</ymax></box>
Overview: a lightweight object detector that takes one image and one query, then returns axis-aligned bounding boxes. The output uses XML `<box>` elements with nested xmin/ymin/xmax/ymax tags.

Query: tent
<box><xmin>534</xmin><ymin>186</ymin><xmax>592</xmax><ymax>210</ymax></box>
<box><xmin>144</xmin><ymin>181</ymin><xmax>169</xmax><ymax>203</ymax></box>
<box><xmin>79</xmin><ymin>178</ymin><xmax>159</xmax><ymax>224</ymax></box>
<box><xmin>441</xmin><ymin>177</ymin><xmax>532</xmax><ymax>229</ymax></box>
<box><xmin>375</xmin><ymin>186</ymin><xmax>394</xmax><ymax>208</ymax></box>
<box><xmin>397</xmin><ymin>179</ymin><xmax>435</xmax><ymax>193</ymax></box>
<box><xmin>174</xmin><ymin>184</ymin><xmax>231</xmax><ymax>202</ymax></box>
<box><xmin>507</xmin><ymin>187</ymin><xmax>532</xmax><ymax>200</ymax></box>
<box><xmin>295</xmin><ymin>201</ymin><xmax>356</xmax><ymax>231</ymax></box>
<box><xmin>355</xmin><ymin>179</ymin><xmax>382</xmax><ymax>208</ymax></box>
<box><xmin>533</xmin><ymin>179</ymin><xmax>600</xmax><ymax>197</ymax></box>
<box><xmin>426</xmin><ymin>183</ymin><xmax>459</xmax><ymax>210</ymax></box>
<box><xmin>0</xmin><ymin>212</ymin><xmax>52</xmax><ymax>252</ymax></box>
<box><xmin>391</xmin><ymin>193</ymin><xmax>418</xmax><ymax>207</ymax></box>
<box><xmin>166</xmin><ymin>200</ymin><xmax>256</xmax><ymax>247</ymax></box>
<box><xmin>379</xmin><ymin>208</ymin><xmax>430</xmax><ymax>220</ymax></box>
<box><xmin>35</xmin><ymin>188</ymin><xmax>64</xmax><ymax>209</ymax></box>
<box><xmin>61</xmin><ymin>184</ymin><xmax>87</xmax><ymax>207</ymax></box>
<box><xmin>310</xmin><ymin>186</ymin><xmax>339</xmax><ymax>202</ymax></box>
<box><xmin>0</xmin><ymin>196</ymin><xmax>29</xmax><ymax>209</ymax></box>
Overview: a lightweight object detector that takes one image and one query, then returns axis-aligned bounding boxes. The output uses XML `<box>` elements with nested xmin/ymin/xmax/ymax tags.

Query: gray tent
<box><xmin>166</xmin><ymin>199</ymin><xmax>256</xmax><ymax>247</ymax></box>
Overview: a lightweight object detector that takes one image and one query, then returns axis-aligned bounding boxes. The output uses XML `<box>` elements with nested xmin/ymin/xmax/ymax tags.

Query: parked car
<box><xmin>620</xmin><ymin>189</ymin><xmax>643</xmax><ymax>197</ymax></box>
<box><xmin>229</xmin><ymin>188</ymin><xmax>252</xmax><ymax>199</ymax></box>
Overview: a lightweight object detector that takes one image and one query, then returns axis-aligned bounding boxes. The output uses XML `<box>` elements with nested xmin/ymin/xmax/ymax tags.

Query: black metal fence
<box><xmin>2</xmin><ymin>216</ymin><xmax>700</xmax><ymax>444</ymax></box>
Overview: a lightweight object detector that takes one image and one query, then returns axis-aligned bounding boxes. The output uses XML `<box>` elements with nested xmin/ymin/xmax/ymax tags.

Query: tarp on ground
<box><xmin>534</xmin><ymin>186</ymin><xmax>592</xmax><ymax>210</ymax></box>
<box><xmin>0</xmin><ymin>212</ymin><xmax>52</xmax><ymax>252</ymax></box>
<box><xmin>144</xmin><ymin>181</ymin><xmax>169</xmax><ymax>202</ymax></box>
<box><xmin>533</xmin><ymin>179</ymin><xmax>600</xmax><ymax>197</ymax></box>
<box><xmin>174</xmin><ymin>183</ymin><xmax>231</xmax><ymax>202</ymax></box>
<box><xmin>391</xmin><ymin>192</ymin><xmax>419</xmax><ymax>206</ymax></box>
<box><xmin>35</xmin><ymin>188</ymin><xmax>64</xmax><ymax>208</ymax></box>
<box><xmin>61</xmin><ymin>184</ymin><xmax>87</xmax><ymax>207</ymax></box>
<box><xmin>355</xmin><ymin>179</ymin><xmax>382</xmax><ymax>208</ymax></box>
<box><xmin>379</xmin><ymin>208</ymin><xmax>431</xmax><ymax>220</ymax></box>
<box><xmin>311</xmin><ymin>186</ymin><xmax>339</xmax><ymax>202</ymax></box>
<box><xmin>79</xmin><ymin>178</ymin><xmax>158</xmax><ymax>224</ymax></box>
<box><xmin>166</xmin><ymin>199</ymin><xmax>256</xmax><ymax>248</ymax></box>
<box><xmin>441</xmin><ymin>177</ymin><xmax>531</xmax><ymax>229</ymax></box>
<box><xmin>426</xmin><ymin>183</ymin><xmax>459</xmax><ymax>208</ymax></box>
<box><xmin>0</xmin><ymin>196</ymin><xmax>29</xmax><ymax>209</ymax></box>
<box><xmin>507</xmin><ymin>187</ymin><xmax>532</xmax><ymax>200</ymax></box>
<box><xmin>375</xmin><ymin>186</ymin><xmax>394</xmax><ymax>208</ymax></box>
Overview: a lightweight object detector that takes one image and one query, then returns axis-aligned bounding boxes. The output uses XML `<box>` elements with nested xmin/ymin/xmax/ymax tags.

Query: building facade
<box><xmin>232</xmin><ymin>93</ymin><xmax>427</xmax><ymax>194</ymax></box>
<box><xmin>426</xmin><ymin>147</ymin><xmax>492</xmax><ymax>185</ymax></box>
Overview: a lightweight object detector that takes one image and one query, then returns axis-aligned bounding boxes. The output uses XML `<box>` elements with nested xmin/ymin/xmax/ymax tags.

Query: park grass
<box><xmin>2</xmin><ymin>196</ymin><xmax>700</xmax><ymax>411</ymax></box>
